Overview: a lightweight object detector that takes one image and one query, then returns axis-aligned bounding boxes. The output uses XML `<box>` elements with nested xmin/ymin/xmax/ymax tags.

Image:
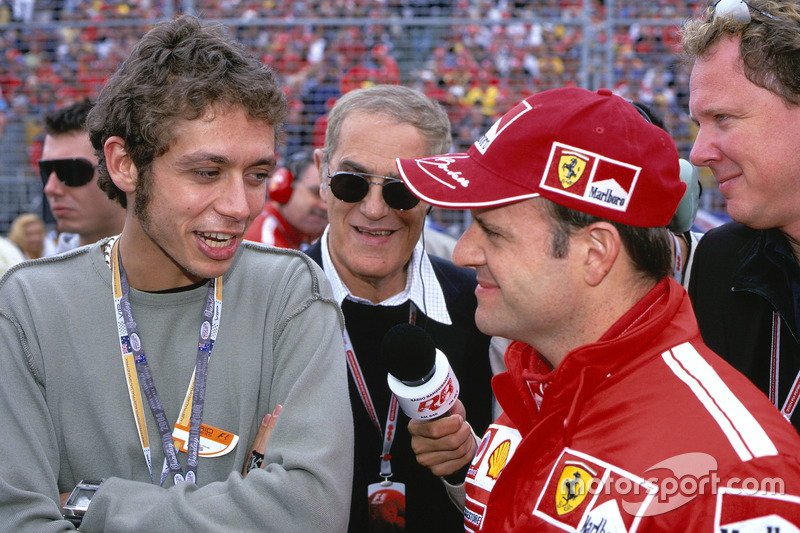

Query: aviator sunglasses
<box><xmin>38</xmin><ymin>158</ymin><xmax>97</xmax><ymax>188</ymax></box>
<box><xmin>710</xmin><ymin>0</ymin><xmax>779</xmax><ymax>23</ymax></box>
<box><xmin>327</xmin><ymin>170</ymin><xmax>420</xmax><ymax>211</ymax></box>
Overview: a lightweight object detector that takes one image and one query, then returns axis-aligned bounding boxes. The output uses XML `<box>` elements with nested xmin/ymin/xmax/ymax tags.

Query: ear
<box><xmin>104</xmin><ymin>136</ymin><xmax>137</xmax><ymax>194</ymax></box>
<box><xmin>313</xmin><ymin>147</ymin><xmax>327</xmax><ymax>200</ymax></box>
<box><xmin>581</xmin><ymin>222</ymin><xmax>621</xmax><ymax>287</ymax></box>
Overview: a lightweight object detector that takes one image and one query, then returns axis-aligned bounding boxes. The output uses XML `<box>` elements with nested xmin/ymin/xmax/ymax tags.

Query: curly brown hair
<box><xmin>87</xmin><ymin>14</ymin><xmax>288</xmax><ymax>208</ymax></box>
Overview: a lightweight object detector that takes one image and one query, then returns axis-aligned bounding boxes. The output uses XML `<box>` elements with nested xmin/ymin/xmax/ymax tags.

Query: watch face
<box><xmin>67</xmin><ymin>488</ymin><xmax>95</xmax><ymax>508</ymax></box>
<box><xmin>247</xmin><ymin>451</ymin><xmax>264</xmax><ymax>473</ymax></box>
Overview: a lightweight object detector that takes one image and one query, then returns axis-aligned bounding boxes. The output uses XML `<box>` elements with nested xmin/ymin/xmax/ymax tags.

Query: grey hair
<box><xmin>323</xmin><ymin>85</ymin><xmax>452</xmax><ymax>159</ymax></box>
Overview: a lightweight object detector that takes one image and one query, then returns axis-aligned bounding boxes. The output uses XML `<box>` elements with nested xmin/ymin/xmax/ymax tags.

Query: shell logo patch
<box><xmin>556</xmin><ymin>462</ymin><xmax>597</xmax><ymax>515</ymax></box>
<box><xmin>487</xmin><ymin>440</ymin><xmax>511</xmax><ymax>480</ymax></box>
<box><xmin>466</xmin><ymin>424</ymin><xmax>521</xmax><ymax>491</ymax></box>
<box><xmin>558</xmin><ymin>151</ymin><xmax>588</xmax><ymax>189</ymax></box>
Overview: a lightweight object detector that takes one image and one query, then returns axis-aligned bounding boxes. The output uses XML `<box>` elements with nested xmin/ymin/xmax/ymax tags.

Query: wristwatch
<box><xmin>62</xmin><ymin>479</ymin><xmax>103</xmax><ymax>527</ymax></box>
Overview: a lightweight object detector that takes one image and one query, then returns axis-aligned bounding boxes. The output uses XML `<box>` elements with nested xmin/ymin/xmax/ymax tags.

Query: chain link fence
<box><xmin>0</xmin><ymin>1</ymin><xmax>723</xmax><ymax>235</ymax></box>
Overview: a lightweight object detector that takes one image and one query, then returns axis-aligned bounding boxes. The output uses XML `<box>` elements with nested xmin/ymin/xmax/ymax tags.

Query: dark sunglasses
<box><xmin>38</xmin><ymin>158</ymin><xmax>97</xmax><ymax>188</ymax></box>
<box><xmin>327</xmin><ymin>170</ymin><xmax>420</xmax><ymax>211</ymax></box>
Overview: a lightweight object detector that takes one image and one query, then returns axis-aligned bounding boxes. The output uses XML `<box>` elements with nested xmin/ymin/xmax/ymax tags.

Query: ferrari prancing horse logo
<box><xmin>556</xmin><ymin>464</ymin><xmax>595</xmax><ymax>515</ymax></box>
<box><xmin>558</xmin><ymin>152</ymin><xmax>589</xmax><ymax>189</ymax></box>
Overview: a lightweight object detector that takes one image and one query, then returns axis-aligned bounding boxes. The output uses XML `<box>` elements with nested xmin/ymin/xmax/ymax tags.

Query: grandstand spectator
<box><xmin>461</xmin><ymin>70</ymin><xmax>501</xmax><ymax>117</ymax></box>
<box><xmin>301</xmin><ymin>62</ymin><xmax>341</xmax><ymax>125</ymax></box>
<box><xmin>0</xmin><ymin>94</ymin><xmax>33</xmax><ymax>176</ymax></box>
<box><xmin>371</xmin><ymin>43</ymin><xmax>401</xmax><ymax>85</ymax></box>
<box><xmin>11</xmin><ymin>0</ymin><xmax>34</xmax><ymax>24</ymax></box>
<box><xmin>453</xmin><ymin>101</ymin><xmax>495</xmax><ymax>151</ymax></box>
<box><xmin>281</xmin><ymin>99</ymin><xmax>311</xmax><ymax>158</ymax></box>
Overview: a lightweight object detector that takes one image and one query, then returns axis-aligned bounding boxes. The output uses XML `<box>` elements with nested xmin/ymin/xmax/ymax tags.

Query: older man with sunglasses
<box><xmin>304</xmin><ymin>84</ymin><xmax>497</xmax><ymax>532</ymax></box>
<box><xmin>39</xmin><ymin>99</ymin><xmax>125</xmax><ymax>255</ymax></box>
<box><xmin>683</xmin><ymin>0</ymin><xmax>800</xmax><ymax>435</ymax></box>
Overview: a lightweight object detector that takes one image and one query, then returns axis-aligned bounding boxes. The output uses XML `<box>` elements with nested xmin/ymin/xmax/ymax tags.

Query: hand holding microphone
<box><xmin>382</xmin><ymin>324</ymin><xmax>478</xmax><ymax>478</ymax></box>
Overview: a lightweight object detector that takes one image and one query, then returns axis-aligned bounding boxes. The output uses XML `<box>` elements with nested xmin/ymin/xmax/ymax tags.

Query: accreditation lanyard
<box><xmin>110</xmin><ymin>239</ymin><xmax>223</xmax><ymax>486</ymax></box>
<box><xmin>768</xmin><ymin>311</ymin><xmax>800</xmax><ymax>421</ymax></box>
<box><xmin>672</xmin><ymin>233</ymin><xmax>685</xmax><ymax>284</ymax></box>
<box><xmin>343</xmin><ymin>302</ymin><xmax>417</xmax><ymax>481</ymax></box>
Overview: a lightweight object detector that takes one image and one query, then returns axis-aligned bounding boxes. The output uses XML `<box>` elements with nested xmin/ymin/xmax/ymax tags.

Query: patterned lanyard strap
<box><xmin>769</xmin><ymin>311</ymin><xmax>800</xmax><ymax>421</ymax></box>
<box><xmin>110</xmin><ymin>238</ymin><xmax>223</xmax><ymax>485</ymax></box>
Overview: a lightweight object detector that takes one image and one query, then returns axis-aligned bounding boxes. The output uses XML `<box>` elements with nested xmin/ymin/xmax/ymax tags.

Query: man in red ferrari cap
<box><xmin>396</xmin><ymin>87</ymin><xmax>800</xmax><ymax>531</ymax></box>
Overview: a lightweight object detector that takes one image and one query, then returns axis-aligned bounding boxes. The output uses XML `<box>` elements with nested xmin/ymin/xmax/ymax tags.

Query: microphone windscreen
<box><xmin>381</xmin><ymin>323</ymin><xmax>436</xmax><ymax>384</ymax></box>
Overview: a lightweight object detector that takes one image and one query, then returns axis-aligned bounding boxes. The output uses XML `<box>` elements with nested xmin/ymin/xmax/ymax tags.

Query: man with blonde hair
<box><xmin>683</xmin><ymin>0</ymin><xmax>800</xmax><ymax>434</ymax></box>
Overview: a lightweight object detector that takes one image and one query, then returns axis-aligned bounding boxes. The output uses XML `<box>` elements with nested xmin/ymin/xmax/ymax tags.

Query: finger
<box><xmin>252</xmin><ymin>414</ymin><xmax>271</xmax><ymax>455</ymax></box>
<box><xmin>415</xmin><ymin>444</ymin><xmax>475</xmax><ymax>477</ymax></box>
<box><xmin>449</xmin><ymin>399</ymin><xmax>466</xmax><ymax>419</ymax></box>
<box><xmin>252</xmin><ymin>404</ymin><xmax>283</xmax><ymax>456</ymax></box>
<box><xmin>243</xmin><ymin>405</ymin><xmax>282</xmax><ymax>476</ymax></box>
<box><xmin>260</xmin><ymin>404</ymin><xmax>281</xmax><ymax>451</ymax></box>
<box><xmin>243</xmin><ymin>415</ymin><xmax>269</xmax><ymax>476</ymax></box>
<box><xmin>410</xmin><ymin>399</ymin><xmax>466</xmax><ymax>439</ymax></box>
<box><xmin>411</xmin><ymin>421</ymin><xmax>478</xmax><ymax>476</ymax></box>
<box><xmin>421</xmin><ymin>433</ymin><xmax>477</xmax><ymax>474</ymax></box>
<box><xmin>408</xmin><ymin>414</ymin><xmax>463</xmax><ymax>440</ymax></box>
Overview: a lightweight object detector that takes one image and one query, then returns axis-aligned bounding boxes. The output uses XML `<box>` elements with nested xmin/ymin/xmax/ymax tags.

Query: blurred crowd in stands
<box><xmin>0</xmin><ymin>0</ymin><xmax>718</xmax><ymax>224</ymax></box>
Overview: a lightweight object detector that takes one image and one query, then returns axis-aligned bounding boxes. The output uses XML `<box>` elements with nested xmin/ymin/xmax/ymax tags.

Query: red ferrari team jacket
<box><xmin>465</xmin><ymin>278</ymin><xmax>800</xmax><ymax>532</ymax></box>
<box><xmin>243</xmin><ymin>202</ymin><xmax>304</xmax><ymax>250</ymax></box>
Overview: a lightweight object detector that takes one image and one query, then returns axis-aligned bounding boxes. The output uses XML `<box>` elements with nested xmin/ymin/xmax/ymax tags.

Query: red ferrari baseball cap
<box><xmin>396</xmin><ymin>87</ymin><xmax>685</xmax><ymax>228</ymax></box>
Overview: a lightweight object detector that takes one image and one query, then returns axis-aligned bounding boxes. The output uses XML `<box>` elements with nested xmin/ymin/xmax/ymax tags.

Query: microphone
<box><xmin>381</xmin><ymin>323</ymin><xmax>460</xmax><ymax>420</ymax></box>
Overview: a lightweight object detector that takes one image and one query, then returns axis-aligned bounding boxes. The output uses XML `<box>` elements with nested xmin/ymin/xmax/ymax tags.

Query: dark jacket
<box><xmin>688</xmin><ymin>221</ymin><xmax>800</xmax><ymax>434</ymax></box>
<box><xmin>305</xmin><ymin>241</ymin><xmax>494</xmax><ymax>533</ymax></box>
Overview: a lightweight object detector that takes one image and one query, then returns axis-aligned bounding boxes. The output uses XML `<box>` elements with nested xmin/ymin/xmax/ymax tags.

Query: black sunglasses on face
<box><xmin>327</xmin><ymin>170</ymin><xmax>420</xmax><ymax>211</ymax></box>
<box><xmin>38</xmin><ymin>158</ymin><xmax>97</xmax><ymax>188</ymax></box>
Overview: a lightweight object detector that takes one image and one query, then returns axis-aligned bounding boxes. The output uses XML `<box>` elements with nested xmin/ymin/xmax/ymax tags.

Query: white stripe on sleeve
<box><xmin>662</xmin><ymin>342</ymin><xmax>778</xmax><ymax>462</ymax></box>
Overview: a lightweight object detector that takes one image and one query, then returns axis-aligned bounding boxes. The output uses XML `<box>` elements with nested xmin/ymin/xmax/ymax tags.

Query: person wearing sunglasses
<box><xmin>682</xmin><ymin>1</ymin><xmax>800</xmax><ymax>436</ymax></box>
<box><xmin>0</xmin><ymin>15</ymin><xmax>353</xmax><ymax>532</ymax></box>
<box><xmin>243</xmin><ymin>149</ymin><xmax>328</xmax><ymax>250</ymax></box>
<box><xmin>39</xmin><ymin>99</ymin><xmax>125</xmax><ymax>255</ymax></box>
<box><xmin>303</xmin><ymin>84</ymin><xmax>498</xmax><ymax>532</ymax></box>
